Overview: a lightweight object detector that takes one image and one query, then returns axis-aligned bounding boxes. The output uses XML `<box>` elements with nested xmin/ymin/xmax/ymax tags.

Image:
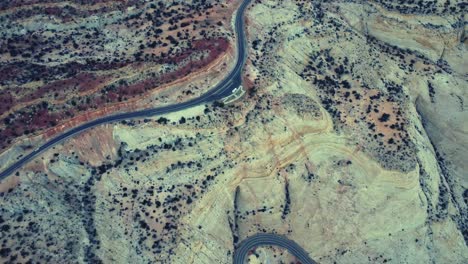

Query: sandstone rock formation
<box><xmin>0</xmin><ymin>0</ymin><xmax>466</xmax><ymax>263</ymax></box>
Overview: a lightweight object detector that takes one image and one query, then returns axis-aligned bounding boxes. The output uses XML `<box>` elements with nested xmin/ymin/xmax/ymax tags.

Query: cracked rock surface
<box><xmin>0</xmin><ymin>0</ymin><xmax>467</xmax><ymax>263</ymax></box>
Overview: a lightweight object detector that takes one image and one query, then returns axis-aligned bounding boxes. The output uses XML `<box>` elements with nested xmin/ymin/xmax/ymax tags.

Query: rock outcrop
<box><xmin>0</xmin><ymin>0</ymin><xmax>466</xmax><ymax>263</ymax></box>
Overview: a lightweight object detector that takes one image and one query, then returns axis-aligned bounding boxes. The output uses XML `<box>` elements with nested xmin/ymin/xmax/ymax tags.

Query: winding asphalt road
<box><xmin>233</xmin><ymin>233</ymin><xmax>317</xmax><ymax>264</ymax></box>
<box><xmin>0</xmin><ymin>0</ymin><xmax>251</xmax><ymax>181</ymax></box>
<box><xmin>1</xmin><ymin>3</ymin><xmax>317</xmax><ymax>263</ymax></box>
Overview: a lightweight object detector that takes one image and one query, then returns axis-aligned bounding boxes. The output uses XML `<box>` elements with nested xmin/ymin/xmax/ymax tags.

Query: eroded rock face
<box><xmin>0</xmin><ymin>0</ymin><xmax>467</xmax><ymax>263</ymax></box>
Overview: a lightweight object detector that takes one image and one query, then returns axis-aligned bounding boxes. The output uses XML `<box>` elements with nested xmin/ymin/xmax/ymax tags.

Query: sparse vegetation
<box><xmin>0</xmin><ymin>0</ymin><xmax>231</xmax><ymax>151</ymax></box>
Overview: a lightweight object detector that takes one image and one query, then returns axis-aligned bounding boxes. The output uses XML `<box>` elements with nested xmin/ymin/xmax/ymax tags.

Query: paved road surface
<box><xmin>0</xmin><ymin>0</ymin><xmax>251</xmax><ymax>181</ymax></box>
<box><xmin>233</xmin><ymin>233</ymin><xmax>317</xmax><ymax>264</ymax></box>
